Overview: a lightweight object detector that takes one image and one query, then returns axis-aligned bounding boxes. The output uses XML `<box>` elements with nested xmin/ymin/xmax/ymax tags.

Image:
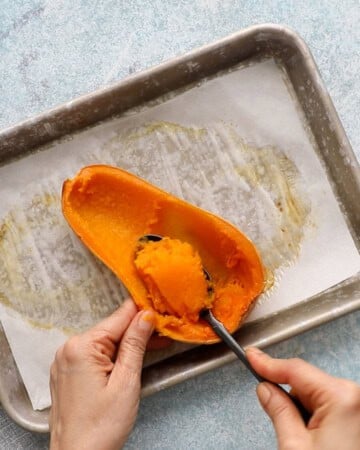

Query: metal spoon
<box><xmin>138</xmin><ymin>234</ymin><xmax>311</xmax><ymax>424</ymax></box>
<box><xmin>200</xmin><ymin>308</ymin><xmax>311</xmax><ymax>424</ymax></box>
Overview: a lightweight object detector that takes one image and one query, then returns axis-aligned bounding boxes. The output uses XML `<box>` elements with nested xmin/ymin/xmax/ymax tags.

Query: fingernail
<box><xmin>258</xmin><ymin>383</ymin><xmax>272</xmax><ymax>406</ymax></box>
<box><xmin>138</xmin><ymin>310</ymin><xmax>155</xmax><ymax>331</ymax></box>
<box><xmin>247</xmin><ymin>347</ymin><xmax>264</xmax><ymax>356</ymax></box>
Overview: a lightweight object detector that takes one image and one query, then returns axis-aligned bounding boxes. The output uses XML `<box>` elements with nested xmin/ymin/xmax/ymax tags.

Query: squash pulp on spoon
<box><xmin>135</xmin><ymin>237</ymin><xmax>214</xmax><ymax>322</ymax></box>
<box><xmin>62</xmin><ymin>165</ymin><xmax>265</xmax><ymax>343</ymax></box>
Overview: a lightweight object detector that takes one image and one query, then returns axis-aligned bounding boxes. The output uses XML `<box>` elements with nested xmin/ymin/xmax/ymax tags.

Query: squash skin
<box><xmin>62</xmin><ymin>165</ymin><xmax>265</xmax><ymax>343</ymax></box>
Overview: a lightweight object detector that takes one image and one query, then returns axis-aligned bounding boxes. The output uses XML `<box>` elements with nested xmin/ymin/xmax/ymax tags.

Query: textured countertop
<box><xmin>0</xmin><ymin>1</ymin><xmax>359</xmax><ymax>449</ymax></box>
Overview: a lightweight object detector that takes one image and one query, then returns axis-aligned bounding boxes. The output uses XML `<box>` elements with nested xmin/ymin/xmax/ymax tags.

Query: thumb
<box><xmin>257</xmin><ymin>382</ymin><xmax>308</xmax><ymax>449</ymax></box>
<box><xmin>112</xmin><ymin>310</ymin><xmax>154</xmax><ymax>381</ymax></box>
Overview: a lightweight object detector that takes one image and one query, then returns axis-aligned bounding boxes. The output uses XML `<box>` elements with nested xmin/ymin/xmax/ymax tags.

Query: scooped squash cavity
<box><xmin>62</xmin><ymin>165</ymin><xmax>264</xmax><ymax>343</ymax></box>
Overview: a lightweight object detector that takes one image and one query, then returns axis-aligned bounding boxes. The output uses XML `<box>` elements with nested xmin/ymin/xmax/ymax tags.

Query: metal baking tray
<box><xmin>0</xmin><ymin>24</ymin><xmax>359</xmax><ymax>432</ymax></box>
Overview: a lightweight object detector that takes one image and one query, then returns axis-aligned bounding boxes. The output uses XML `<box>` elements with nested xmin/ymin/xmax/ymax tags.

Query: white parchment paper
<box><xmin>0</xmin><ymin>59</ymin><xmax>359</xmax><ymax>410</ymax></box>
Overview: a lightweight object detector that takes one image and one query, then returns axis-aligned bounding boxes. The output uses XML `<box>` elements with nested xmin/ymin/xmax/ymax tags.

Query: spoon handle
<box><xmin>205</xmin><ymin>310</ymin><xmax>264</xmax><ymax>381</ymax></box>
<box><xmin>203</xmin><ymin>310</ymin><xmax>311</xmax><ymax>425</ymax></box>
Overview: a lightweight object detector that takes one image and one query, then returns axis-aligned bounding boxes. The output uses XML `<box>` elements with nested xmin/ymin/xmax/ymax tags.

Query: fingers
<box><xmin>110</xmin><ymin>310</ymin><xmax>154</xmax><ymax>384</ymax></box>
<box><xmin>247</xmin><ymin>348</ymin><xmax>333</xmax><ymax>410</ymax></box>
<box><xmin>257</xmin><ymin>382</ymin><xmax>309</xmax><ymax>448</ymax></box>
<box><xmin>90</xmin><ymin>298</ymin><xmax>138</xmax><ymax>343</ymax></box>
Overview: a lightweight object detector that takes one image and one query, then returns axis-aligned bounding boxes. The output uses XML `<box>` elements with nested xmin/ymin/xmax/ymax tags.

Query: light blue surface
<box><xmin>0</xmin><ymin>1</ymin><xmax>359</xmax><ymax>449</ymax></box>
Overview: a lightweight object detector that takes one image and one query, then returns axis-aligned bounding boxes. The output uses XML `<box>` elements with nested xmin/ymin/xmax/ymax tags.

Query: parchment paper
<box><xmin>0</xmin><ymin>59</ymin><xmax>359</xmax><ymax>410</ymax></box>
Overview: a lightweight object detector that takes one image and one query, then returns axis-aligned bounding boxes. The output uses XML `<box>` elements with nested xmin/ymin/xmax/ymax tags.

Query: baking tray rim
<box><xmin>0</xmin><ymin>22</ymin><xmax>357</xmax><ymax>173</ymax></box>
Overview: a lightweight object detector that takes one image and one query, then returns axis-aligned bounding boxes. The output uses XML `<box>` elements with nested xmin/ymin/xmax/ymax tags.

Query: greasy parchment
<box><xmin>0</xmin><ymin>59</ymin><xmax>359</xmax><ymax>410</ymax></box>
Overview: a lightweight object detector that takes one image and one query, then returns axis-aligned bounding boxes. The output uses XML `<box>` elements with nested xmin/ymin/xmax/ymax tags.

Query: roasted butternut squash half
<box><xmin>62</xmin><ymin>165</ymin><xmax>264</xmax><ymax>343</ymax></box>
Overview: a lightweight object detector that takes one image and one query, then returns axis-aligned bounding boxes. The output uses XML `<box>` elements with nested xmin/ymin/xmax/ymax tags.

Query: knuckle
<box><xmin>61</xmin><ymin>336</ymin><xmax>83</xmax><ymax>364</ymax></box>
<box><xmin>288</xmin><ymin>357</ymin><xmax>303</xmax><ymax>371</ymax></box>
<box><xmin>122</xmin><ymin>334</ymin><xmax>146</xmax><ymax>356</ymax></box>
<box><xmin>88</xmin><ymin>329</ymin><xmax>116</xmax><ymax>354</ymax></box>
<box><xmin>271</xmin><ymin>401</ymin><xmax>290</xmax><ymax>419</ymax></box>
<box><xmin>338</xmin><ymin>381</ymin><xmax>360</xmax><ymax>409</ymax></box>
<box><xmin>91</xmin><ymin>328</ymin><xmax>109</xmax><ymax>341</ymax></box>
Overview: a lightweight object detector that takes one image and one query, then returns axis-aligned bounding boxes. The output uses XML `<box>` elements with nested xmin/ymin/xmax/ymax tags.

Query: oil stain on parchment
<box><xmin>0</xmin><ymin>183</ymin><xmax>125</xmax><ymax>333</ymax></box>
<box><xmin>0</xmin><ymin>121</ymin><xmax>312</xmax><ymax>332</ymax></box>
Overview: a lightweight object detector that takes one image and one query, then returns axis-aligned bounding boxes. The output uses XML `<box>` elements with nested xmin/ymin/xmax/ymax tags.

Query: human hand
<box><xmin>247</xmin><ymin>348</ymin><xmax>360</xmax><ymax>450</ymax></box>
<box><xmin>49</xmin><ymin>299</ymin><xmax>154</xmax><ymax>450</ymax></box>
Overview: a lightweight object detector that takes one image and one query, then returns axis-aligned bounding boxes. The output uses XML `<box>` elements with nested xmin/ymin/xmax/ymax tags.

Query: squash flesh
<box><xmin>62</xmin><ymin>165</ymin><xmax>265</xmax><ymax>343</ymax></box>
<box><xmin>135</xmin><ymin>238</ymin><xmax>213</xmax><ymax>322</ymax></box>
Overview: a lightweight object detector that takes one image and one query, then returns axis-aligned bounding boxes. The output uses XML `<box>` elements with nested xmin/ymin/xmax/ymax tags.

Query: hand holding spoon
<box><xmin>200</xmin><ymin>308</ymin><xmax>311</xmax><ymax>424</ymax></box>
<box><xmin>138</xmin><ymin>234</ymin><xmax>311</xmax><ymax>424</ymax></box>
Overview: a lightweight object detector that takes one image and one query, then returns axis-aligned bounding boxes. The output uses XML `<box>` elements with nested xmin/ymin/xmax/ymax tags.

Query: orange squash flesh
<box><xmin>134</xmin><ymin>238</ymin><xmax>213</xmax><ymax>323</ymax></box>
<box><xmin>62</xmin><ymin>165</ymin><xmax>264</xmax><ymax>343</ymax></box>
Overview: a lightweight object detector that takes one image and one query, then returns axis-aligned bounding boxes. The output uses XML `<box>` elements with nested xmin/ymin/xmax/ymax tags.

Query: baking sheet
<box><xmin>0</xmin><ymin>58</ymin><xmax>359</xmax><ymax>411</ymax></box>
